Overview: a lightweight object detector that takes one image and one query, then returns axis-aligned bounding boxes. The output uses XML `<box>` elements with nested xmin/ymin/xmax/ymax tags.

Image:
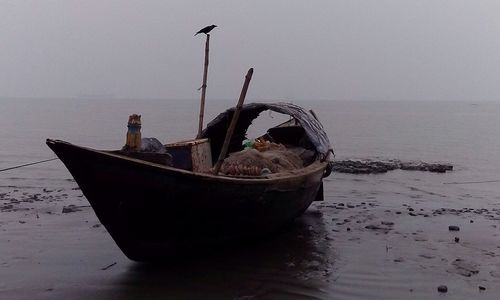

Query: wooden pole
<box><xmin>213</xmin><ymin>68</ymin><xmax>254</xmax><ymax>175</ymax></box>
<box><xmin>197</xmin><ymin>34</ymin><xmax>210</xmax><ymax>138</ymax></box>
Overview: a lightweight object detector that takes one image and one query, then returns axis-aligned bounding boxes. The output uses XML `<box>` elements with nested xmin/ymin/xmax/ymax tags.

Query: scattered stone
<box><xmin>479</xmin><ymin>286</ymin><xmax>486</xmax><ymax>291</ymax></box>
<box><xmin>346</xmin><ymin>227</ymin><xmax>351</xmax><ymax>231</ymax></box>
<box><xmin>1</xmin><ymin>204</ymin><xmax>14</xmax><ymax>211</ymax></box>
<box><xmin>62</xmin><ymin>205</ymin><xmax>84</xmax><ymax>214</ymax></box>
<box><xmin>448</xmin><ymin>225</ymin><xmax>460</xmax><ymax>231</ymax></box>
<box><xmin>454</xmin><ymin>237</ymin><xmax>460</xmax><ymax>243</ymax></box>
<box><xmin>408</xmin><ymin>208</ymin><xmax>414</xmax><ymax>212</ymax></box>
<box><xmin>409</xmin><ymin>212</ymin><xmax>417</xmax><ymax>216</ymax></box>
<box><xmin>381</xmin><ymin>221</ymin><xmax>394</xmax><ymax>226</ymax></box>
<box><xmin>470</xmin><ymin>220</ymin><xmax>474</xmax><ymax>223</ymax></box>
<box><xmin>437</xmin><ymin>285</ymin><xmax>448</xmax><ymax>293</ymax></box>
<box><xmin>365</xmin><ymin>224</ymin><xmax>391</xmax><ymax>231</ymax></box>
<box><xmin>448</xmin><ymin>259</ymin><xmax>479</xmax><ymax>277</ymax></box>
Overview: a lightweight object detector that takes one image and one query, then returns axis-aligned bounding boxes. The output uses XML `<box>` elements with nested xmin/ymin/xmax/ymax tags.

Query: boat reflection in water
<box><xmin>106</xmin><ymin>209</ymin><xmax>334</xmax><ymax>300</ymax></box>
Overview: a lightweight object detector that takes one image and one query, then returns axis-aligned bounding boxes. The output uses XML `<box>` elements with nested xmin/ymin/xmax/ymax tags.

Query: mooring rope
<box><xmin>0</xmin><ymin>158</ymin><xmax>59</xmax><ymax>173</ymax></box>
<box><xmin>443</xmin><ymin>179</ymin><xmax>500</xmax><ymax>185</ymax></box>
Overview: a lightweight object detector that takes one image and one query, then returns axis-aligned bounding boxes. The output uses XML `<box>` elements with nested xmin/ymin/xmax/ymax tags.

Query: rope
<box><xmin>443</xmin><ymin>179</ymin><xmax>500</xmax><ymax>185</ymax></box>
<box><xmin>0</xmin><ymin>158</ymin><xmax>59</xmax><ymax>172</ymax></box>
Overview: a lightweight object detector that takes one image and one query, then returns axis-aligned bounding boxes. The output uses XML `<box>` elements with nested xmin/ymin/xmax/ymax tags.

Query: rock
<box><xmin>470</xmin><ymin>220</ymin><xmax>474</xmax><ymax>223</ymax></box>
<box><xmin>381</xmin><ymin>221</ymin><xmax>394</xmax><ymax>226</ymax></box>
<box><xmin>449</xmin><ymin>225</ymin><xmax>460</xmax><ymax>231</ymax></box>
<box><xmin>437</xmin><ymin>285</ymin><xmax>448</xmax><ymax>293</ymax></box>
<box><xmin>331</xmin><ymin>159</ymin><xmax>453</xmax><ymax>174</ymax></box>
<box><xmin>454</xmin><ymin>237</ymin><xmax>460</xmax><ymax>243</ymax></box>
<box><xmin>479</xmin><ymin>286</ymin><xmax>486</xmax><ymax>291</ymax></box>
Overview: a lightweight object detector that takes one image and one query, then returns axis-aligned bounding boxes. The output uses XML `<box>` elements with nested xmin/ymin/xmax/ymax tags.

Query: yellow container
<box><xmin>125</xmin><ymin>114</ymin><xmax>142</xmax><ymax>151</ymax></box>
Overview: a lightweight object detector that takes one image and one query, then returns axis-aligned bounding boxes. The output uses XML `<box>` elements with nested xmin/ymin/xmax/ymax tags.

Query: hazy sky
<box><xmin>1</xmin><ymin>1</ymin><xmax>499</xmax><ymax>101</ymax></box>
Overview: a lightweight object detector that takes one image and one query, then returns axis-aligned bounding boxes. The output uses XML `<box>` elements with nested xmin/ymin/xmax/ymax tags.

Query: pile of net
<box><xmin>220</xmin><ymin>147</ymin><xmax>304</xmax><ymax>176</ymax></box>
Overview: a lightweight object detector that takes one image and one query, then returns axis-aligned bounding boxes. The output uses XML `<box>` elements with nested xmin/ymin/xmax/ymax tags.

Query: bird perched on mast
<box><xmin>195</xmin><ymin>25</ymin><xmax>217</xmax><ymax>36</ymax></box>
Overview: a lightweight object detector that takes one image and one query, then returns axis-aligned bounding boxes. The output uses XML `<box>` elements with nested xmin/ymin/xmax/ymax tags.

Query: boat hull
<box><xmin>47</xmin><ymin>139</ymin><xmax>327</xmax><ymax>261</ymax></box>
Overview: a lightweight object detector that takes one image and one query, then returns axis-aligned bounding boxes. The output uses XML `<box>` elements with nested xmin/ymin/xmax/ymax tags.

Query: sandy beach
<box><xmin>2</xmin><ymin>167</ymin><xmax>500</xmax><ymax>300</ymax></box>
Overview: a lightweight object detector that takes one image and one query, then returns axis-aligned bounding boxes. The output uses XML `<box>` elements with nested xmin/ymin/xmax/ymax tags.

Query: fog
<box><xmin>1</xmin><ymin>1</ymin><xmax>499</xmax><ymax>101</ymax></box>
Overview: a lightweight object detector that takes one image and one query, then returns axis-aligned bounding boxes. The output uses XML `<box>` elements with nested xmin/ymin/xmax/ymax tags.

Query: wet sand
<box><xmin>2</xmin><ymin>170</ymin><xmax>500</xmax><ymax>299</ymax></box>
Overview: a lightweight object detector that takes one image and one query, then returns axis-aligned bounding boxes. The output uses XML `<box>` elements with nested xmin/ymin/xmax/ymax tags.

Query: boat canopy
<box><xmin>200</xmin><ymin>102</ymin><xmax>332</xmax><ymax>161</ymax></box>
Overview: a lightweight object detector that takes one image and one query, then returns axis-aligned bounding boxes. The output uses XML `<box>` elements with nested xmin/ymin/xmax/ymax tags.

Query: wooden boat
<box><xmin>46</xmin><ymin>103</ymin><xmax>333</xmax><ymax>261</ymax></box>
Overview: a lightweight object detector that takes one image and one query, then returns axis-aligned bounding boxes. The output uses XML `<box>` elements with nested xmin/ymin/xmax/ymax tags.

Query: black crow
<box><xmin>195</xmin><ymin>25</ymin><xmax>217</xmax><ymax>36</ymax></box>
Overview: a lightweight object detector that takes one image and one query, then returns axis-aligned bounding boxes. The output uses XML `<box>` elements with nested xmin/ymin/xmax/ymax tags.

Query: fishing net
<box><xmin>220</xmin><ymin>148</ymin><xmax>304</xmax><ymax>176</ymax></box>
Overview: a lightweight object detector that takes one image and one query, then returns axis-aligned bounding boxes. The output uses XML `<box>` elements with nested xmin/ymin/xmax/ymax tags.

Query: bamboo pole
<box><xmin>197</xmin><ymin>34</ymin><xmax>210</xmax><ymax>138</ymax></box>
<box><xmin>213</xmin><ymin>68</ymin><xmax>254</xmax><ymax>175</ymax></box>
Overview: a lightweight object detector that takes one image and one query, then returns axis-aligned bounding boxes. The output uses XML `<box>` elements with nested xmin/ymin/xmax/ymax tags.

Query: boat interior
<box><xmin>113</xmin><ymin>102</ymin><xmax>332</xmax><ymax>177</ymax></box>
<box><xmin>115</xmin><ymin>119</ymin><xmax>318</xmax><ymax>177</ymax></box>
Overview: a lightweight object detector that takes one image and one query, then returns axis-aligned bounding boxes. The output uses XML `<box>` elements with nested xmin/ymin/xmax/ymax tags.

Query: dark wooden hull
<box><xmin>47</xmin><ymin>139</ymin><xmax>327</xmax><ymax>261</ymax></box>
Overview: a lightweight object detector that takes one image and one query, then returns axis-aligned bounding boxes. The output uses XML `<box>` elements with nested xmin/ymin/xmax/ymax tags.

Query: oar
<box><xmin>213</xmin><ymin>68</ymin><xmax>254</xmax><ymax>175</ymax></box>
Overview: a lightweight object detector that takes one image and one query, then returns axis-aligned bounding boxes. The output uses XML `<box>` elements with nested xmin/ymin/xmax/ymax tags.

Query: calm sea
<box><xmin>1</xmin><ymin>98</ymin><xmax>499</xmax><ymax>190</ymax></box>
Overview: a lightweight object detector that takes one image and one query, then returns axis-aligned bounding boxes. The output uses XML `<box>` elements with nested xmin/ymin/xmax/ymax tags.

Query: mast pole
<box><xmin>197</xmin><ymin>34</ymin><xmax>210</xmax><ymax>138</ymax></box>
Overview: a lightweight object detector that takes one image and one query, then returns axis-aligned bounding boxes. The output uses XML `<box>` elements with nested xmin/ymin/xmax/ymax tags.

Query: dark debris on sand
<box><xmin>331</xmin><ymin>159</ymin><xmax>453</xmax><ymax>174</ymax></box>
